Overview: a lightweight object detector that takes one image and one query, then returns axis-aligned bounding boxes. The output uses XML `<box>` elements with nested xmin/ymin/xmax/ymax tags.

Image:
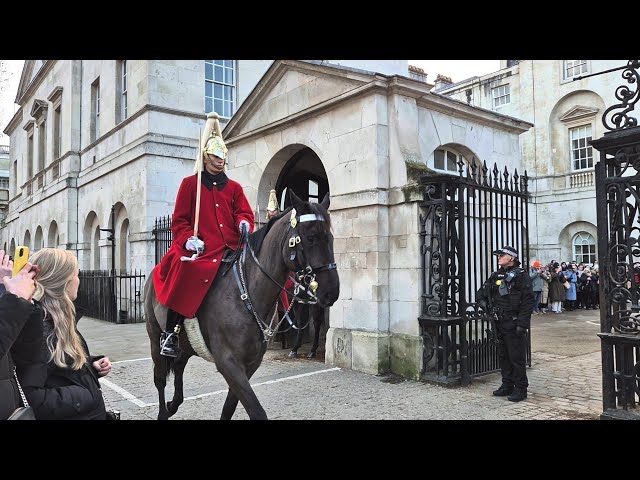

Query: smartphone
<box><xmin>12</xmin><ymin>246</ymin><xmax>29</xmax><ymax>277</ymax></box>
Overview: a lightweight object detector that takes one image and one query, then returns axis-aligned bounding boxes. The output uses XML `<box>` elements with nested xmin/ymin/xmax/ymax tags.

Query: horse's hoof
<box><xmin>288</xmin><ymin>351</ymin><xmax>298</xmax><ymax>358</ymax></box>
<box><xmin>167</xmin><ymin>401</ymin><xmax>179</xmax><ymax>416</ymax></box>
<box><xmin>307</xmin><ymin>351</ymin><xmax>317</xmax><ymax>358</ymax></box>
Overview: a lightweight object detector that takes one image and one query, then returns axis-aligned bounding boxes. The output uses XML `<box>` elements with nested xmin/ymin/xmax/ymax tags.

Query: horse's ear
<box><xmin>288</xmin><ymin>189</ymin><xmax>304</xmax><ymax>210</ymax></box>
<box><xmin>320</xmin><ymin>192</ymin><xmax>330</xmax><ymax>210</ymax></box>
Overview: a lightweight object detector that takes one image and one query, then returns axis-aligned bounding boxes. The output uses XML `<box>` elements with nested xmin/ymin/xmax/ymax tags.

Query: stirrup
<box><xmin>160</xmin><ymin>332</ymin><xmax>180</xmax><ymax>357</ymax></box>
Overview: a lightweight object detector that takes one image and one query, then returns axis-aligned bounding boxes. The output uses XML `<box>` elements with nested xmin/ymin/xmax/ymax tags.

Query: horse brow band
<box><xmin>298</xmin><ymin>214</ymin><xmax>325</xmax><ymax>223</ymax></box>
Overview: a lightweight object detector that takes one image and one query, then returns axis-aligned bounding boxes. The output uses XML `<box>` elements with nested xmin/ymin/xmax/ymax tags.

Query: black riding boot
<box><xmin>160</xmin><ymin>309</ymin><xmax>185</xmax><ymax>357</ymax></box>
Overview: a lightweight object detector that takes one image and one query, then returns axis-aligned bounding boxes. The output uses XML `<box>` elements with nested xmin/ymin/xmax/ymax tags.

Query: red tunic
<box><xmin>152</xmin><ymin>173</ymin><xmax>254</xmax><ymax>318</ymax></box>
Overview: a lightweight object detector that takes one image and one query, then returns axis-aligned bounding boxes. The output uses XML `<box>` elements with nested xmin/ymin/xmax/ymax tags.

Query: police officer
<box><xmin>477</xmin><ymin>245</ymin><xmax>534</xmax><ymax>402</ymax></box>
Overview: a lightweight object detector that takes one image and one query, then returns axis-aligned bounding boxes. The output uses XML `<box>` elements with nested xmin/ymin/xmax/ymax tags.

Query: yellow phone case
<box><xmin>12</xmin><ymin>246</ymin><xmax>30</xmax><ymax>277</ymax></box>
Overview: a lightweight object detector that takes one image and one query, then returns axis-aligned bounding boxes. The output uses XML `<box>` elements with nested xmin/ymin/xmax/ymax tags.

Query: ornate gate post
<box><xmin>591</xmin><ymin>60</ymin><xmax>640</xmax><ymax>419</ymax></box>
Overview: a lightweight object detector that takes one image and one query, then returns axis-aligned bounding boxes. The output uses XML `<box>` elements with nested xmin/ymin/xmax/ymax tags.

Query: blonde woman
<box><xmin>19</xmin><ymin>248</ymin><xmax>113</xmax><ymax>420</ymax></box>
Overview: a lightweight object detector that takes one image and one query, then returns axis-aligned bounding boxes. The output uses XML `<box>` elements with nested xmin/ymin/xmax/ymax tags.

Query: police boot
<box><xmin>507</xmin><ymin>389</ymin><xmax>527</xmax><ymax>402</ymax></box>
<box><xmin>492</xmin><ymin>384</ymin><xmax>514</xmax><ymax>397</ymax></box>
<box><xmin>160</xmin><ymin>329</ymin><xmax>180</xmax><ymax>357</ymax></box>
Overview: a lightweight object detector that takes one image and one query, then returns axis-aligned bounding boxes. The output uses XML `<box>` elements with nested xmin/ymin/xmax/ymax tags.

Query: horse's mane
<box><xmin>247</xmin><ymin>201</ymin><xmax>332</xmax><ymax>256</ymax></box>
<box><xmin>247</xmin><ymin>206</ymin><xmax>293</xmax><ymax>255</ymax></box>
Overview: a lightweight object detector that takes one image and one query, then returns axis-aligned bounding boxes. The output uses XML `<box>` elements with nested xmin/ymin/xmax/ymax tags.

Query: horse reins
<box><xmin>231</xmin><ymin>208</ymin><xmax>336</xmax><ymax>341</ymax></box>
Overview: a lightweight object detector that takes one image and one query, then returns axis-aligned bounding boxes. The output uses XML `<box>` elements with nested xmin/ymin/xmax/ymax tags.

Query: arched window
<box><xmin>433</xmin><ymin>147</ymin><xmax>461</xmax><ymax>174</ymax></box>
<box><xmin>432</xmin><ymin>147</ymin><xmax>480</xmax><ymax>176</ymax></box>
<box><xmin>573</xmin><ymin>232</ymin><xmax>596</xmax><ymax>264</ymax></box>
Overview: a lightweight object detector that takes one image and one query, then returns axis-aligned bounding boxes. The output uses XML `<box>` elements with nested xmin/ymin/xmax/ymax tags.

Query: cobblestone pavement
<box><xmin>80</xmin><ymin>308</ymin><xmax>604</xmax><ymax>421</ymax></box>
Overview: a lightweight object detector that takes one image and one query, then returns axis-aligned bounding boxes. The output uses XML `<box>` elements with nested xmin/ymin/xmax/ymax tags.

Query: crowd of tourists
<box><xmin>527</xmin><ymin>260</ymin><xmax>600</xmax><ymax>314</ymax></box>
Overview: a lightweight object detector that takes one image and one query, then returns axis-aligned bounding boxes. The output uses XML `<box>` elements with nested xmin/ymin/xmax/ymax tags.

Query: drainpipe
<box><xmin>531</xmin><ymin>61</ymin><xmax>539</xmax><ymax>258</ymax></box>
<box><xmin>76</xmin><ymin>60</ymin><xmax>82</xmax><ymax>257</ymax></box>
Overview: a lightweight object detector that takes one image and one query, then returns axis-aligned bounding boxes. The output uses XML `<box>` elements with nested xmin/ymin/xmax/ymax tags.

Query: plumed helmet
<box><xmin>267</xmin><ymin>189</ymin><xmax>278</xmax><ymax>212</ymax></box>
<box><xmin>201</xmin><ymin>112</ymin><xmax>228</xmax><ymax>160</ymax></box>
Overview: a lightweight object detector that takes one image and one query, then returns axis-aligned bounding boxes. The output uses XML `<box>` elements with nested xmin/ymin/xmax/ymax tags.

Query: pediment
<box><xmin>559</xmin><ymin>105</ymin><xmax>599</xmax><ymax>123</ymax></box>
<box><xmin>30</xmin><ymin>99</ymin><xmax>48</xmax><ymax>119</ymax></box>
<box><xmin>15</xmin><ymin>60</ymin><xmax>47</xmax><ymax>105</ymax></box>
<box><xmin>224</xmin><ymin>60</ymin><xmax>379</xmax><ymax>139</ymax></box>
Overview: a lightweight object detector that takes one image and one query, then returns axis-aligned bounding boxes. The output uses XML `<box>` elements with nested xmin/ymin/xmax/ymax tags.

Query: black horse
<box><xmin>144</xmin><ymin>191</ymin><xmax>340</xmax><ymax>420</ymax></box>
<box><xmin>287</xmin><ymin>303</ymin><xmax>327</xmax><ymax>359</ymax></box>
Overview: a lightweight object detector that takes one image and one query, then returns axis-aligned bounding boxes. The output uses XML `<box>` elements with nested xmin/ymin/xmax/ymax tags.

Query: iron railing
<box><xmin>152</xmin><ymin>215</ymin><xmax>172</xmax><ymax>264</ymax></box>
<box><xmin>77</xmin><ymin>270</ymin><xmax>146</xmax><ymax>323</ymax></box>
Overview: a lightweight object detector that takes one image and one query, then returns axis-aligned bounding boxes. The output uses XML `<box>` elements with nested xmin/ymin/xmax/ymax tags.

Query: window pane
<box><xmin>205</xmin><ymin>62</ymin><xmax>213</xmax><ymax>80</ymax></box>
<box><xmin>222</xmin><ymin>85</ymin><xmax>231</xmax><ymax>101</ymax></box>
<box><xmin>434</xmin><ymin>150</ymin><xmax>444</xmax><ymax>170</ymax></box>
<box><xmin>205</xmin><ymin>97</ymin><xmax>212</xmax><ymax>113</ymax></box>
<box><xmin>225</xmin><ymin>67</ymin><xmax>234</xmax><ymax>84</ymax></box>
<box><xmin>447</xmin><ymin>151</ymin><xmax>457</xmax><ymax>171</ymax></box>
<box><xmin>309</xmin><ymin>180</ymin><xmax>318</xmax><ymax>197</ymax></box>
<box><xmin>214</xmin><ymin>65</ymin><xmax>224</xmax><ymax>82</ymax></box>
<box><xmin>214</xmin><ymin>99</ymin><xmax>223</xmax><ymax>115</ymax></box>
<box><xmin>205</xmin><ymin>82</ymin><xmax>212</xmax><ymax>97</ymax></box>
<box><xmin>214</xmin><ymin>83</ymin><xmax>222</xmax><ymax>98</ymax></box>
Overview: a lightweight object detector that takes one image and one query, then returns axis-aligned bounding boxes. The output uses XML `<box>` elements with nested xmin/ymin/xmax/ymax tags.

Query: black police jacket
<box><xmin>476</xmin><ymin>261</ymin><xmax>534</xmax><ymax>329</ymax></box>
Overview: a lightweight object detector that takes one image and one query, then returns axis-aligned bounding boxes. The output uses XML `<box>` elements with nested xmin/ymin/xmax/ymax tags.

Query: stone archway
<box><xmin>256</xmin><ymin>143</ymin><xmax>330</xmax><ymax>351</ymax></box>
<box><xmin>256</xmin><ymin>143</ymin><xmax>329</xmax><ymax>225</ymax></box>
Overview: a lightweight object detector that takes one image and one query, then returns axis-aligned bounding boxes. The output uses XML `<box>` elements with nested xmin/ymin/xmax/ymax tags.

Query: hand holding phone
<box><xmin>3</xmin><ymin>263</ymin><xmax>37</xmax><ymax>301</ymax></box>
<box><xmin>12</xmin><ymin>246</ymin><xmax>30</xmax><ymax>277</ymax></box>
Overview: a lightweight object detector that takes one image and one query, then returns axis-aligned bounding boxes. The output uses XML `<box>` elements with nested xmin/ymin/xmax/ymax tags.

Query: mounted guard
<box><xmin>152</xmin><ymin>112</ymin><xmax>254</xmax><ymax>357</ymax></box>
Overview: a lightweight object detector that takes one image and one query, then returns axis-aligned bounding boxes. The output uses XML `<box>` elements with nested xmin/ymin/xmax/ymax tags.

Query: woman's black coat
<box><xmin>0</xmin><ymin>290</ymin><xmax>42</xmax><ymax>420</ymax></box>
<box><xmin>17</xmin><ymin>307</ymin><xmax>107</xmax><ymax>420</ymax></box>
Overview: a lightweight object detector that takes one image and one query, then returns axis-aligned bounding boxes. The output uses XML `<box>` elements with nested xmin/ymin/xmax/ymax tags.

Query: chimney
<box><xmin>408</xmin><ymin>64</ymin><xmax>428</xmax><ymax>83</ymax></box>
<box><xmin>434</xmin><ymin>74</ymin><xmax>453</xmax><ymax>91</ymax></box>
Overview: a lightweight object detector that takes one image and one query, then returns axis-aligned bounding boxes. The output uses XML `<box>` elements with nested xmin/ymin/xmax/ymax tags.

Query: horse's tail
<box><xmin>165</xmin><ymin>356</ymin><xmax>176</xmax><ymax>378</ymax></box>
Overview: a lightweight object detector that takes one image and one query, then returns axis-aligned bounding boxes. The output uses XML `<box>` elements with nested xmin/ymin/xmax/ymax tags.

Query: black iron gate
<box><xmin>418</xmin><ymin>163</ymin><xmax>531</xmax><ymax>385</ymax></box>
<box><xmin>590</xmin><ymin>60</ymin><xmax>640</xmax><ymax>419</ymax></box>
<box><xmin>77</xmin><ymin>270</ymin><xmax>145</xmax><ymax>323</ymax></box>
<box><xmin>152</xmin><ymin>215</ymin><xmax>172</xmax><ymax>264</ymax></box>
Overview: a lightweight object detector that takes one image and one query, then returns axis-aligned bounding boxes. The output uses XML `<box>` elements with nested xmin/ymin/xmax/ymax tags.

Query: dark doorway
<box><xmin>275</xmin><ymin>147</ymin><xmax>329</xmax><ymax>209</ymax></box>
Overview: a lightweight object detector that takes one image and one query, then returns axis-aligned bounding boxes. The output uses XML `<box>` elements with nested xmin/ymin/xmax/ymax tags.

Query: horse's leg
<box><xmin>166</xmin><ymin>353</ymin><xmax>190</xmax><ymax>417</ymax></box>
<box><xmin>149</xmin><ymin>328</ymin><xmax>175</xmax><ymax>420</ymax></box>
<box><xmin>219</xmin><ymin>358</ymin><xmax>264</xmax><ymax>420</ymax></box>
<box><xmin>216</xmin><ymin>359</ymin><xmax>267</xmax><ymax>420</ymax></box>
<box><xmin>220</xmin><ymin>392</ymin><xmax>239</xmax><ymax>421</ymax></box>
<box><xmin>307</xmin><ymin>306</ymin><xmax>323</xmax><ymax>358</ymax></box>
<box><xmin>145</xmin><ymin>278</ymin><xmax>172</xmax><ymax>421</ymax></box>
<box><xmin>288</xmin><ymin>304</ymin><xmax>304</xmax><ymax>358</ymax></box>
<box><xmin>152</xmin><ymin>357</ymin><xmax>171</xmax><ymax>420</ymax></box>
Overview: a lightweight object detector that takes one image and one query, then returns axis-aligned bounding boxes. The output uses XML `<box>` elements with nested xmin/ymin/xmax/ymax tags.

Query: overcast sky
<box><xmin>409</xmin><ymin>60</ymin><xmax>501</xmax><ymax>83</ymax></box>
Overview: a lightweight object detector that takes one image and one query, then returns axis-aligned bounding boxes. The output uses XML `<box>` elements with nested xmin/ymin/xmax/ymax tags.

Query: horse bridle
<box><xmin>230</xmin><ymin>207</ymin><xmax>337</xmax><ymax>341</ymax></box>
<box><xmin>285</xmin><ymin>208</ymin><xmax>337</xmax><ymax>298</ymax></box>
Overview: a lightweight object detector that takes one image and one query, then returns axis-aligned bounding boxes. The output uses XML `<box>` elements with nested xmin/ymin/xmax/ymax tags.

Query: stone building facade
<box><xmin>2</xmin><ymin>60</ymin><xmax>273</xmax><ymax>271</ymax></box>
<box><xmin>436</xmin><ymin>60</ymin><xmax>631</xmax><ymax>265</ymax></box>
<box><xmin>1</xmin><ymin>59</ymin><xmax>531</xmax><ymax>379</ymax></box>
<box><xmin>222</xmin><ymin>60</ymin><xmax>530</xmax><ymax>377</ymax></box>
<box><xmin>0</xmin><ymin>145</ymin><xmax>9</xmax><ymax>222</ymax></box>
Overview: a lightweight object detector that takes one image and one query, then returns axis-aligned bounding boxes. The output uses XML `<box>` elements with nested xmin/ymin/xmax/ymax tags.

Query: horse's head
<box><xmin>283</xmin><ymin>190</ymin><xmax>340</xmax><ymax>307</ymax></box>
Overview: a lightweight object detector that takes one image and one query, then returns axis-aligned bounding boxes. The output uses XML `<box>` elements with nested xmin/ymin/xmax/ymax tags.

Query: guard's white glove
<box><xmin>185</xmin><ymin>236</ymin><xmax>204</xmax><ymax>255</ymax></box>
<box><xmin>239</xmin><ymin>220</ymin><xmax>250</xmax><ymax>235</ymax></box>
